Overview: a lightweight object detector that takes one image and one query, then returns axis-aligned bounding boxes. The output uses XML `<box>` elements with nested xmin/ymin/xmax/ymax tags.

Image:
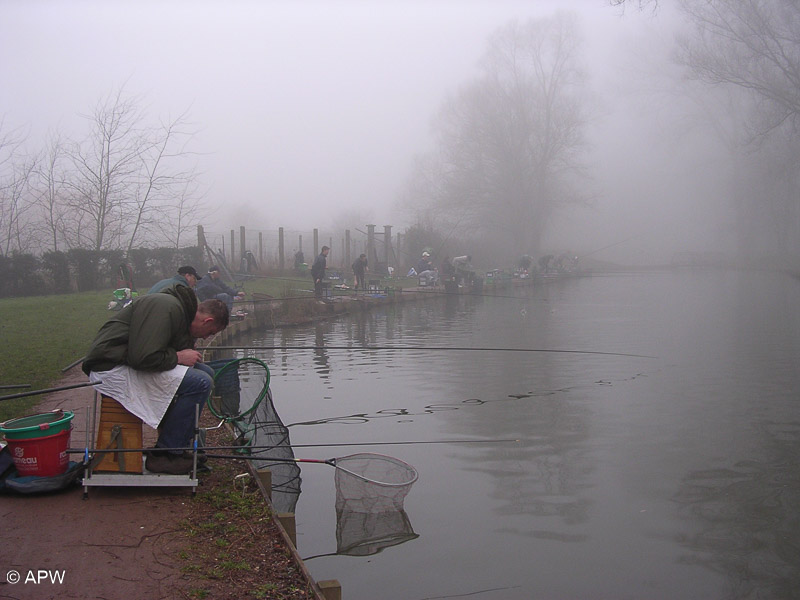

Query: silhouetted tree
<box><xmin>406</xmin><ymin>13</ymin><xmax>591</xmax><ymax>257</ymax></box>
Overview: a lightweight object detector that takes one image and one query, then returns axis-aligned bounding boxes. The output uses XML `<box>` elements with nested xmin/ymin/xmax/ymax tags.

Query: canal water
<box><xmin>233</xmin><ymin>269</ymin><xmax>800</xmax><ymax>600</ymax></box>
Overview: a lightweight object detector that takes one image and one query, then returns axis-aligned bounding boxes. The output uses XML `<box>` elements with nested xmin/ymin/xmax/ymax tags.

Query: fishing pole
<box><xmin>579</xmin><ymin>235</ymin><xmax>640</xmax><ymax>259</ymax></box>
<box><xmin>0</xmin><ymin>380</ymin><xmax>102</xmax><ymax>402</ymax></box>
<box><xmin>67</xmin><ymin>439</ymin><xmax>520</xmax><ymax>454</ymax></box>
<box><xmin>204</xmin><ymin>345</ymin><xmax>656</xmax><ymax>359</ymax></box>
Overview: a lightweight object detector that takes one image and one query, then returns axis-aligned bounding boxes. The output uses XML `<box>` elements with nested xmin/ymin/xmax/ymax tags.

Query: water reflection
<box><xmin>231</xmin><ymin>273</ymin><xmax>800</xmax><ymax>599</ymax></box>
<box><xmin>306</xmin><ymin>456</ymin><xmax>419</xmax><ymax>560</ymax></box>
<box><xmin>674</xmin><ymin>422</ymin><xmax>800</xmax><ymax>597</ymax></box>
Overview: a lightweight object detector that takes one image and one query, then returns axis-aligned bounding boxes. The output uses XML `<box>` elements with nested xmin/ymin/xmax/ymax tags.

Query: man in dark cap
<box><xmin>196</xmin><ymin>265</ymin><xmax>245</xmax><ymax>311</ymax></box>
<box><xmin>148</xmin><ymin>265</ymin><xmax>200</xmax><ymax>294</ymax></box>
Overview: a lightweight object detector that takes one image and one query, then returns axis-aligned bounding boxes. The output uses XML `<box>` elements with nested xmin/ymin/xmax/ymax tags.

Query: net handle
<box><xmin>199</xmin><ymin>452</ymin><xmax>419</xmax><ymax>487</ymax></box>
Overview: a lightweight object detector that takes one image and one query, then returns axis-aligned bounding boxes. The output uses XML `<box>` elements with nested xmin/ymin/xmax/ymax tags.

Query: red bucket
<box><xmin>5</xmin><ymin>427</ymin><xmax>72</xmax><ymax>477</ymax></box>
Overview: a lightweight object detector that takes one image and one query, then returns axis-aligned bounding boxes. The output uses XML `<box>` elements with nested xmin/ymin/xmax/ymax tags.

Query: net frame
<box><xmin>330</xmin><ymin>453</ymin><xmax>419</xmax><ymax>487</ymax></box>
<box><xmin>208</xmin><ymin>357</ymin><xmax>271</xmax><ymax>420</ymax></box>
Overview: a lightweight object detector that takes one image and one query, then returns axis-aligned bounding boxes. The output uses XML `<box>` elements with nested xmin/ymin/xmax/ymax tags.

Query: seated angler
<box><xmin>148</xmin><ymin>265</ymin><xmax>200</xmax><ymax>294</ymax></box>
<box><xmin>82</xmin><ymin>285</ymin><xmax>229</xmax><ymax>474</ymax></box>
<box><xmin>196</xmin><ymin>265</ymin><xmax>245</xmax><ymax>312</ymax></box>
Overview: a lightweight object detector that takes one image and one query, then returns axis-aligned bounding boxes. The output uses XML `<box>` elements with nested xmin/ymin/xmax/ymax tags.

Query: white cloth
<box><xmin>89</xmin><ymin>364</ymin><xmax>189</xmax><ymax>429</ymax></box>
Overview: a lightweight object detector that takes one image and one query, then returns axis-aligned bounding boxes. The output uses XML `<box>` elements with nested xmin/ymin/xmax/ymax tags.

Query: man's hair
<box><xmin>321</xmin><ymin>246</ymin><xmax>330</xmax><ymax>252</ymax></box>
<box><xmin>198</xmin><ymin>299</ymin><xmax>229</xmax><ymax>328</ymax></box>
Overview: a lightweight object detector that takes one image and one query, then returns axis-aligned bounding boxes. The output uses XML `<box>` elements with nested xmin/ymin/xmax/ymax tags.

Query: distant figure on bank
<box><xmin>311</xmin><ymin>246</ymin><xmax>330</xmax><ymax>299</ymax></box>
<box><xmin>148</xmin><ymin>265</ymin><xmax>200</xmax><ymax>294</ymax></box>
<box><xmin>294</xmin><ymin>249</ymin><xmax>305</xmax><ymax>271</ymax></box>
<box><xmin>352</xmin><ymin>253</ymin><xmax>368</xmax><ymax>291</ymax></box>
<box><xmin>82</xmin><ymin>286</ymin><xmax>229</xmax><ymax>474</ymax></box>
<box><xmin>416</xmin><ymin>251</ymin><xmax>437</xmax><ymax>285</ymax></box>
<box><xmin>196</xmin><ymin>266</ymin><xmax>244</xmax><ymax>312</ymax></box>
<box><xmin>452</xmin><ymin>255</ymin><xmax>473</xmax><ymax>286</ymax></box>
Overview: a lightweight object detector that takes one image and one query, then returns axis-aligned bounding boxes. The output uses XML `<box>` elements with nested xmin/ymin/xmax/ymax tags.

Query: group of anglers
<box><xmin>304</xmin><ymin>245</ymin><xmax>480</xmax><ymax>297</ymax></box>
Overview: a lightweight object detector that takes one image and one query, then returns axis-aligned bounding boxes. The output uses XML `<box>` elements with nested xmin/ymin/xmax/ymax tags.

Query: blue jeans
<box><xmin>156</xmin><ymin>362</ymin><xmax>214</xmax><ymax>454</ymax></box>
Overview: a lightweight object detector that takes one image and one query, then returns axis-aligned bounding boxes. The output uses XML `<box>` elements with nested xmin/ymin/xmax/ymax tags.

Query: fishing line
<box><xmin>204</xmin><ymin>345</ymin><xmax>656</xmax><ymax>359</ymax></box>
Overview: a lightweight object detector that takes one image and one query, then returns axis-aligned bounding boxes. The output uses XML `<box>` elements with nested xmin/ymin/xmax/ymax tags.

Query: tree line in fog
<box><xmin>402</xmin><ymin>0</ymin><xmax>800</xmax><ymax>259</ymax></box>
<box><xmin>0</xmin><ymin>88</ymin><xmax>205</xmax><ymax>257</ymax></box>
<box><xmin>3</xmin><ymin>1</ymin><xmax>800</xmax><ymax>265</ymax></box>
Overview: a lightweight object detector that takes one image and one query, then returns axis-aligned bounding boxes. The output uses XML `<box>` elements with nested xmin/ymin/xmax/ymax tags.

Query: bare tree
<box><xmin>155</xmin><ymin>178</ymin><xmax>209</xmax><ymax>249</ymax></box>
<box><xmin>125</xmin><ymin>110</ymin><xmax>201</xmax><ymax>254</ymax></box>
<box><xmin>677</xmin><ymin>0</ymin><xmax>800</xmax><ymax>137</ymax></box>
<box><xmin>63</xmin><ymin>88</ymin><xmax>204</xmax><ymax>253</ymax></box>
<box><xmin>675</xmin><ymin>0</ymin><xmax>800</xmax><ymax>256</ymax></box>
<box><xmin>0</xmin><ymin>119</ymin><xmax>41</xmax><ymax>255</ymax></box>
<box><xmin>405</xmin><ymin>13</ymin><xmax>591</xmax><ymax>258</ymax></box>
<box><xmin>65</xmin><ymin>88</ymin><xmax>146</xmax><ymax>251</ymax></box>
<box><xmin>33</xmin><ymin>131</ymin><xmax>69</xmax><ymax>252</ymax></box>
<box><xmin>0</xmin><ymin>156</ymin><xmax>38</xmax><ymax>255</ymax></box>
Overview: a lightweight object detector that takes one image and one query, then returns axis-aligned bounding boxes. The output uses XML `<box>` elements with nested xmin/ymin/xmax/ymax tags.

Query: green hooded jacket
<box><xmin>82</xmin><ymin>285</ymin><xmax>198</xmax><ymax>375</ymax></box>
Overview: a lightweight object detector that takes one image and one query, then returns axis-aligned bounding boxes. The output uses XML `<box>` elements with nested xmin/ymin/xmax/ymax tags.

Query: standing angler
<box><xmin>312</xmin><ymin>246</ymin><xmax>330</xmax><ymax>299</ymax></box>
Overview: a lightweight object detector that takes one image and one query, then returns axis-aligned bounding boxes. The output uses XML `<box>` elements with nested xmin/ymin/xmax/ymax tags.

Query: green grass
<box><xmin>0</xmin><ymin>291</ymin><xmax>112</xmax><ymax>421</ymax></box>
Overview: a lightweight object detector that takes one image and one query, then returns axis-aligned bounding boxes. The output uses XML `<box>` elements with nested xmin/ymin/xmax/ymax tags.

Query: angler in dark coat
<box><xmin>82</xmin><ymin>285</ymin><xmax>229</xmax><ymax>474</ymax></box>
<box><xmin>311</xmin><ymin>246</ymin><xmax>330</xmax><ymax>298</ymax></box>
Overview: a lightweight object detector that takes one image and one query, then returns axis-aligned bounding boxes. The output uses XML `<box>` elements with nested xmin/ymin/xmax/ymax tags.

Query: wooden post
<box><xmin>345</xmin><ymin>229</ymin><xmax>351</xmax><ymax>271</ymax></box>
<box><xmin>278</xmin><ymin>227</ymin><xmax>285</xmax><ymax>271</ymax></box>
<box><xmin>197</xmin><ymin>224</ymin><xmax>206</xmax><ymax>249</ymax></box>
<box><xmin>313</xmin><ymin>228</ymin><xmax>319</xmax><ymax>258</ymax></box>
<box><xmin>230</xmin><ymin>230</ymin><xmax>235</xmax><ymax>267</ymax></box>
<box><xmin>318</xmin><ymin>580</ymin><xmax>343</xmax><ymax>600</ymax></box>
<box><xmin>384</xmin><ymin>225</ymin><xmax>392</xmax><ymax>269</ymax></box>
<box><xmin>240</xmin><ymin>226</ymin><xmax>246</xmax><ymax>269</ymax></box>
<box><xmin>259</xmin><ymin>232</ymin><xmax>264</xmax><ymax>268</ymax></box>
<box><xmin>277</xmin><ymin>513</ymin><xmax>296</xmax><ymax>547</ymax></box>
<box><xmin>367</xmin><ymin>224</ymin><xmax>375</xmax><ymax>270</ymax></box>
<box><xmin>256</xmin><ymin>467</ymin><xmax>272</xmax><ymax>501</ymax></box>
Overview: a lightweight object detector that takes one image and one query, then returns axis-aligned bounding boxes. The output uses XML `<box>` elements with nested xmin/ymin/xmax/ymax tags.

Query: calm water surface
<box><xmin>233</xmin><ymin>270</ymin><xmax>800</xmax><ymax>600</ymax></box>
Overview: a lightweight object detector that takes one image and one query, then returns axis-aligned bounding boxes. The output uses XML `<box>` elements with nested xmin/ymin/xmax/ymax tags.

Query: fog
<box><xmin>0</xmin><ymin>1</ymin><xmax>776</xmax><ymax>265</ymax></box>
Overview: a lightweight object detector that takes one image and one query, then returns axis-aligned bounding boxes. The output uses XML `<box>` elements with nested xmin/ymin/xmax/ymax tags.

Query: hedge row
<box><xmin>0</xmin><ymin>246</ymin><xmax>204</xmax><ymax>298</ymax></box>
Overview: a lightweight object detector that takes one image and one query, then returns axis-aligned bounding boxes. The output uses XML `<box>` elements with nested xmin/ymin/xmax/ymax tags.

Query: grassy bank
<box><xmin>0</xmin><ymin>291</ymin><xmax>111</xmax><ymax>421</ymax></box>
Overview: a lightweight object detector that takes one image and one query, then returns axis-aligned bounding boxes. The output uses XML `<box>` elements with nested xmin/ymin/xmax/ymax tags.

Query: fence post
<box><xmin>384</xmin><ymin>225</ymin><xmax>392</xmax><ymax>270</ymax></box>
<box><xmin>313</xmin><ymin>229</ymin><xmax>319</xmax><ymax>258</ymax></box>
<box><xmin>278</xmin><ymin>227</ymin><xmax>285</xmax><ymax>271</ymax></box>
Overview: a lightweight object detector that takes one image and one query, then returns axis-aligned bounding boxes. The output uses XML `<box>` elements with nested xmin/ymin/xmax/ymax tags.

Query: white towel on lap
<box><xmin>89</xmin><ymin>365</ymin><xmax>189</xmax><ymax>429</ymax></box>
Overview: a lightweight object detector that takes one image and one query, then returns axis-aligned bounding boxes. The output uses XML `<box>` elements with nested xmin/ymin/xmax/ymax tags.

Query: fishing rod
<box><xmin>67</xmin><ymin>439</ymin><xmax>521</xmax><ymax>454</ymax></box>
<box><xmin>0</xmin><ymin>380</ymin><xmax>102</xmax><ymax>402</ymax></box>
<box><xmin>579</xmin><ymin>235</ymin><xmax>640</xmax><ymax>259</ymax></box>
<box><xmin>204</xmin><ymin>345</ymin><xmax>656</xmax><ymax>359</ymax></box>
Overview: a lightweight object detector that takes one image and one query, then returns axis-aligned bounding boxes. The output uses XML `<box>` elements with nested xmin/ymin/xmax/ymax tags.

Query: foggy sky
<box><xmin>1</xmin><ymin>0</ymin><xmax>727</xmax><ymax>264</ymax></box>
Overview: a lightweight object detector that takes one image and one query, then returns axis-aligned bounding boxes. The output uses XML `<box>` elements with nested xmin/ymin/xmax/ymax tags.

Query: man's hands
<box><xmin>177</xmin><ymin>349</ymin><xmax>203</xmax><ymax>366</ymax></box>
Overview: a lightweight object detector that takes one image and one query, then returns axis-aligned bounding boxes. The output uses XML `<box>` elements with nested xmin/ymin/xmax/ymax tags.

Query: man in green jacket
<box><xmin>83</xmin><ymin>285</ymin><xmax>229</xmax><ymax>474</ymax></box>
<box><xmin>147</xmin><ymin>265</ymin><xmax>200</xmax><ymax>294</ymax></box>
